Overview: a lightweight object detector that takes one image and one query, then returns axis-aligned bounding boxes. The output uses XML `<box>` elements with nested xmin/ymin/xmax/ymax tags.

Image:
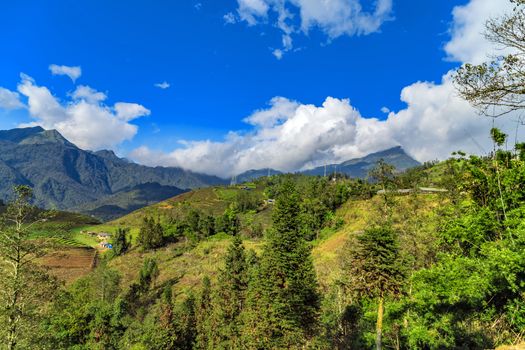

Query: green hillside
<box><xmin>72</xmin><ymin>182</ymin><xmax>187</xmax><ymax>222</ymax></box>
<box><xmin>5</xmin><ymin>144</ymin><xmax>525</xmax><ymax>349</ymax></box>
<box><xmin>80</xmin><ymin>182</ymin><xmax>274</xmax><ymax>243</ymax></box>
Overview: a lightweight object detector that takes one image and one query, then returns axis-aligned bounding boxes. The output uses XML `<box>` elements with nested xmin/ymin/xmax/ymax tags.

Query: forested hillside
<box><xmin>2</xmin><ymin>141</ymin><xmax>525</xmax><ymax>349</ymax></box>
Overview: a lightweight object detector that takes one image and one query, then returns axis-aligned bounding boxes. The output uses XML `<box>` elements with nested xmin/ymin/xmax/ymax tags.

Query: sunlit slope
<box><xmin>103</xmin><ymin>191</ymin><xmax>444</xmax><ymax>301</ymax></box>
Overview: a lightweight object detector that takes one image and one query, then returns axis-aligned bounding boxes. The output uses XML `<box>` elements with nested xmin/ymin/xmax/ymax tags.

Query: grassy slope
<box><xmin>56</xmin><ymin>171</ymin><xmax>444</xmax><ymax>298</ymax></box>
<box><xmin>79</xmin><ymin>184</ymin><xmax>272</xmax><ymax>243</ymax></box>
<box><xmin>31</xmin><ymin>210</ymin><xmax>100</xmax><ymax>247</ymax></box>
<box><xmin>102</xmin><ymin>192</ymin><xmax>442</xmax><ymax>301</ymax></box>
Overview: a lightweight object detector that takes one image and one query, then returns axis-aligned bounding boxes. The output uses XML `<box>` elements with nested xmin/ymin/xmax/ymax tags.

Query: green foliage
<box><xmin>215</xmin><ymin>207</ymin><xmax>240</xmax><ymax>236</ymax></box>
<box><xmin>491</xmin><ymin>127</ymin><xmax>507</xmax><ymax>147</ymax></box>
<box><xmin>233</xmin><ymin>190</ymin><xmax>262</xmax><ymax>213</ymax></box>
<box><xmin>194</xmin><ymin>276</ymin><xmax>213</xmax><ymax>349</ymax></box>
<box><xmin>341</xmin><ymin>226</ymin><xmax>405</xmax><ymax>350</ymax></box>
<box><xmin>205</xmin><ymin>236</ymin><xmax>249</xmax><ymax>349</ymax></box>
<box><xmin>138</xmin><ymin>258</ymin><xmax>159</xmax><ymax>292</ymax></box>
<box><xmin>112</xmin><ymin>227</ymin><xmax>130</xmax><ymax>256</ymax></box>
<box><xmin>242</xmin><ymin>180</ymin><xmax>321</xmax><ymax>348</ymax></box>
<box><xmin>0</xmin><ymin>185</ymin><xmax>58</xmax><ymax>349</ymax></box>
<box><xmin>43</xmin><ymin>264</ymin><xmax>123</xmax><ymax>349</ymax></box>
<box><xmin>397</xmin><ymin>132</ymin><xmax>525</xmax><ymax>348</ymax></box>
<box><xmin>343</xmin><ymin>226</ymin><xmax>405</xmax><ymax>300</ymax></box>
<box><xmin>137</xmin><ymin>217</ymin><xmax>165</xmax><ymax>250</ymax></box>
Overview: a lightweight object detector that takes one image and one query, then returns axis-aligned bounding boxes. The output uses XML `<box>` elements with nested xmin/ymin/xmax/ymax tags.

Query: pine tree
<box><xmin>137</xmin><ymin>217</ymin><xmax>165</xmax><ymax>250</ymax></box>
<box><xmin>194</xmin><ymin>276</ymin><xmax>213</xmax><ymax>349</ymax></box>
<box><xmin>209</xmin><ymin>236</ymin><xmax>249</xmax><ymax>349</ymax></box>
<box><xmin>112</xmin><ymin>227</ymin><xmax>130</xmax><ymax>256</ymax></box>
<box><xmin>342</xmin><ymin>226</ymin><xmax>405</xmax><ymax>350</ymax></box>
<box><xmin>242</xmin><ymin>180</ymin><xmax>320</xmax><ymax>349</ymax></box>
<box><xmin>138</xmin><ymin>258</ymin><xmax>159</xmax><ymax>292</ymax></box>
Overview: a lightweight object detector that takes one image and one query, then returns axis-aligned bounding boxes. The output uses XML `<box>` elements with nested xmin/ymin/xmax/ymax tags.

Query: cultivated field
<box><xmin>42</xmin><ymin>247</ymin><xmax>98</xmax><ymax>284</ymax></box>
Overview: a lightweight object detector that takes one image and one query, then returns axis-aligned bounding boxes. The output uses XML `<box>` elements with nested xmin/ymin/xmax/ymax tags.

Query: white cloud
<box><xmin>293</xmin><ymin>0</ymin><xmax>393</xmax><ymax>37</ymax></box>
<box><xmin>114</xmin><ymin>102</ymin><xmax>151</xmax><ymax>121</ymax></box>
<box><xmin>445</xmin><ymin>0</ymin><xmax>514</xmax><ymax>64</ymax></box>
<box><xmin>70</xmin><ymin>85</ymin><xmax>107</xmax><ymax>103</ymax></box>
<box><xmin>233</xmin><ymin>0</ymin><xmax>393</xmax><ymax>58</ymax></box>
<box><xmin>224</xmin><ymin>12</ymin><xmax>237</xmax><ymax>24</ymax></box>
<box><xmin>237</xmin><ymin>0</ymin><xmax>270</xmax><ymax>25</ymax></box>
<box><xmin>49</xmin><ymin>64</ymin><xmax>82</xmax><ymax>82</ymax></box>
<box><xmin>0</xmin><ymin>87</ymin><xmax>24</xmax><ymax>110</ymax></box>
<box><xmin>130</xmin><ymin>97</ymin><xmax>365</xmax><ymax>176</ymax></box>
<box><xmin>129</xmin><ymin>0</ymin><xmax>522</xmax><ymax>178</ymax></box>
<box><xmin>380</xmin><ymin>106</ymin><xmax>390</xmax><ymax>114</ymax></box>
<box><xmin>154</xmin><ymin>81</ymin><xmax>170</xmax><ymax>89</ymax></box>
<box><xmin>243</xmin><ymin>96</ymin><xmax>299</xmax><ymax>127</ymax></box>
<box><xmin>272</xmin><ymin>49</ymin><xmax>284</xmax><ymax>59</ymax></box>
<box><xmin>130</xmin><ymin>84</ymin><xmax>521</xmax><ymax>178</ymax></box>
<box><xmin>17</xmin><ymin>74</ymin><xmax>149</xmax><ymax>150</ymax></box>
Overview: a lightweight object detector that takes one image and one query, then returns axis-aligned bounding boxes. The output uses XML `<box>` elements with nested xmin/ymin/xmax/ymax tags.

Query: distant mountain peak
<box><xmin>18</xmin><ymin>128</ymin><xmax>75</xmax><ymax>147</ymax></box>
<box><xmin>300</xmin><ymin>146</ymin><xmax>420</xmax><ymax>179</ymax></box>
<box><xmin>0</xmin><ymin>126</ymin><xmax>227</xmax><ymax>219</ymax></box>
<box><xmin>0</xmin><ymin>126</ymin><xmax>46</xmax><ymax>143</ymax></box>
<box><xmin>0</xmin><ymin>126</ymin><xmax>77</xmax><ymax>147</ymax></box>
<box><xmin>26</xmin><ymin>125</ymin><xmax>45</xmax><ymax>133</ymax></box>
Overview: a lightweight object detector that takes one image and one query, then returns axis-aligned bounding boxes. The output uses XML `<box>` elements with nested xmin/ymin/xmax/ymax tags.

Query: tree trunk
<box><xmin>376</xmin><ymin>296</ymin><xmax>384</xmax><ymax>350</ymax></box>
<box><xmin>7</xmin><ymin>260</ymin><xmax>20</xmax><ymax>350</ymax></box>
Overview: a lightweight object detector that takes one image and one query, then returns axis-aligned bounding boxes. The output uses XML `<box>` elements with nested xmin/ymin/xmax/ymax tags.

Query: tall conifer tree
<box><xmin>242</xmin><ymin>180</ymin><xmax>320</xmax><ymax>349</ymax></box>
<box><xmin>208</xmin><ymin>236</ymin><xmax>249</xmax><ymax>349</ymax></box>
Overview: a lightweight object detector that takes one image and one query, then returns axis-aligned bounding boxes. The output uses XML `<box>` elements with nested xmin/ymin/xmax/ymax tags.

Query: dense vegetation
<box><xmin>2</xmin><ymin>136</ymin><xmax>525</xmax><ymax>349</ymax></box>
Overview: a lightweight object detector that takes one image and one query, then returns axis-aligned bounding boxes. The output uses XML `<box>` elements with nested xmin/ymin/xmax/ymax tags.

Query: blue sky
<box><xmin>0</xmin><ymin>0</ymin><xmax>516</xmax><ymax>177</ymax></box>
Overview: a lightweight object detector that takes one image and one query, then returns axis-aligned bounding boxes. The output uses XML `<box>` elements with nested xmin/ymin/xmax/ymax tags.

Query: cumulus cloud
<box><xmin>130</xmin><ymin>86</ymin><xmax>518</xmax><ymax>178</ymax></box>
<box><xmin>243</xmin><ymin>96</ymin><xmax>299</xmax><ymax>127</ymax></box>
<box><xmin>70</xmin><ymin>85</ymin><xmax>107</xmax><ymax>103</ymax></box>
<box><xmin>130</xmin><ymin>0</ymin><xmax>522</xmax><ymax>178</ymax></box>
<box><xmin>16</xmin><ymin>74</ymin><xmax>149</xmax><ymax>150</ymax></box>
<box><xmin>445</xmin><ymin>0</ymin><xmax>514</xmax><ymax>64</ymax></box>
<box><xmin>154</xmin><ymin>81</ymin><xmax>170</xmax><ymax>89</ymax></box>
<box><xmin>0</xmin><ymin>87</ymin><xmax>24</xmax><ymax>110</ymax></box>
<box><xmin>49</xmin><ymin>64</ymin><xmax>82</xmax><ymax>82</ymax></box>
<box><xmin>114</xmin><ymin>102</ymin><xmax>151</xmax><ymax>121</ymax></box>
<box><xmin>231</xmin><ymin>0</ymin><xmax>393</xmax><ymax>58</ymax></box>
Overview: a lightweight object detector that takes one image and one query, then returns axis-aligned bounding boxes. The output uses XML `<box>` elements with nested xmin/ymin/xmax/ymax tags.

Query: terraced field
<box><xmin>42</xmin><ymin>247</ymin><xmax>97</xmax><ymax>284</ymax></box>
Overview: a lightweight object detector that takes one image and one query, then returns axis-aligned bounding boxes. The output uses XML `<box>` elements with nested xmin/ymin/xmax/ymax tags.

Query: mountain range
<box><xmin>236</xmin><ymin>146</ymin><xmax>420</xmax><ymax>182</ymax></box>
<box><xmin>300</xmin><ymin>146</ymin><xmax>420</xmax><ymax>178</ymax></box>
<box><xmin>0</xmin><ymin>127</ymin><xmax>420</xmax><ymax>220</ymax></box>
<box><xmin>0</xmin><ymin>127</ymin><xmax>225</xmax><ymax>215</ymax></box>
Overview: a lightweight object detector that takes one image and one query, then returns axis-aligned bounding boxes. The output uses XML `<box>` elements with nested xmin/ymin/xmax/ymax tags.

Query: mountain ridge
<box><xmin>0</xmin><ymin>127</ymin><xmax>420</xmax><ymax>220</ymax></box>
<box><xmin>0</xmin><ymin>127</ymin><xmax>226</xmax><ymax>217</ymax></box>
<box><xmin>300</xmin><ymin>146</ymin><xmax>420</xmax><ymax>178</ymax></box>
<box><xmin>235</xmin><ymin>146</ymin><xmax>420</xmax><ymax>181</ymax></box>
